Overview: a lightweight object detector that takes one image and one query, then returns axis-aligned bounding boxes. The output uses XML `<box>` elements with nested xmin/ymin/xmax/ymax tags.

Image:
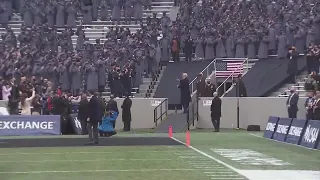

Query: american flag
<box><xmin>215</xmin><ymin>61</ymin><xmax>243</xmax><ymax>78</ymax></box>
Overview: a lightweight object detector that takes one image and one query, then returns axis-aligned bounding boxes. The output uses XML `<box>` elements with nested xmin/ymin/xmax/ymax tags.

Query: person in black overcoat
<box><xmin>236</xmin><ymin>74</ymin><xmax>247</xmax><ymax>97</ymax></box>
<box><xmin>86</xmin><ymin>90</ymin><xmax>100</xmax><ymax>145</ymax></box>
<box><xmin>178</xmin><ymin>73</ymin><xmax>191</xmax><ymax>113</ymax></box>
<box><xmin>106</xmin><ymin>95</ymin><xmax>119</xmax><ymax>128</ymax></box>
<box><xmin>211</xmin><ymin>92</ymin><xmax>222</xmax><ymax>132</ymax></box>
<box><xmin>287</xmin><ymin>47</ymin><xmax>299</xmax><ymax>83</ymax></box>
<box><xmin>77</xmin><ymin>94</ymin><xmax>89</xmax><ymax>135</ymax></box>
<box><xmin>121</xmin><ymin>94</ymin><xmax>132</xmax><ymax>131</ymax></box>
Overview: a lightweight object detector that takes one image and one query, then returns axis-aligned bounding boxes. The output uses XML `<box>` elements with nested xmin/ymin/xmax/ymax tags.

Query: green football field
<box><xmin>0</xmin><ymin>130</ymin><xmax>319</xmax><ymax>180</ymax></box>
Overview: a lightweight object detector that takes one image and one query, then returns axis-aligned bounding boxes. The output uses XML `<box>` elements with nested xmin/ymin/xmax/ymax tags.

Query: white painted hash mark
<box><xmin>0</xmin><ymin>169</ymin><xmax>198</xmax><ymax>174</ymax></box>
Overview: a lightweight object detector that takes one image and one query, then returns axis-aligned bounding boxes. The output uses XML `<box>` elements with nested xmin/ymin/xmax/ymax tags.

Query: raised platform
<box><xmin>0</xmin><ymin>137</ymin><xmax>182</xmax><ymax>148</ymax></box>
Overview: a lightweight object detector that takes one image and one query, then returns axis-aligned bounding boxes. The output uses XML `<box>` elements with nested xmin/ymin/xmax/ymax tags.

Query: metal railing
<box><xmin>153</xmin><ymin>98</ymin><xmax>168</xmax><ymax>127</ymax></box>
<box><xmin>215</xmin><ymin>58</ymin><xmax>250</xmax><ymax>96</ymax></box>
<box><xmin>186</xmin><ymin>93</ymin><xmax>198</xmax><ymax>130</ymax></box>
<box><xmin>189</xmin><ymin>59</ymin><xmax>216</xmax><ymax>94</ymax></box>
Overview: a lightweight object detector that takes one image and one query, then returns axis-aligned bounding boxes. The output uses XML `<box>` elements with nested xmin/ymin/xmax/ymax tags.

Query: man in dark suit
<box><xmin>86</xmin><ymin>90</ymin><xmax>100</xmax><ymax>145</ymax></box>
<box><xmin>286</xmin><ymin>88</ymin><xmax>299</xmax><ymax>118</ymax></box>
<box><xmin>196</xmin><ymin>73</ymin><xmax>206</xmax><ymax>97</ymax></box>
<box><xmin>106</xmin><ymin>95</ymin><xmax>119</xmax><ymax>128</ymax></box>
<box><xmin>121</xmin><ymin>94</ymin><xmax>132</xmax><ymax>131</ymax></box>
<box><xmin>211</xmin><ymin>92</ymin><xmax>222</xmax><ymax>132</ymax></box>
<box><xmin>178</xmin><ymin>73</ymin><xmax>191</xmax><ymax>113</ymax></box>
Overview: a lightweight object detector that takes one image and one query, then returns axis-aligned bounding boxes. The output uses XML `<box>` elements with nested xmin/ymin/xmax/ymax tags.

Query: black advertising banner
<box><xmin>300</xmin><ymin>120</ymin><xmax>320</xmax><ymax>149</ymax></box>
<box><xmin>273</xmin><ymin>118</ymin><xmax>292</xmax><ymax>142</ymax></box>
<box><xmin>263</xmin><ymin>116</ymin><xmax>279</xmax><ymax>139</ymax></box>
<box><xmin>285</xmin><ymin>119</ymin><xmax>307</xmax><ymax>145</ymax></box>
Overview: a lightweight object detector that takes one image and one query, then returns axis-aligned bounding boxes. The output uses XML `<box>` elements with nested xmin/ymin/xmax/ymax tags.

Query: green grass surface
<box><xmin>0</xmin><ymin>130</ymin><xmax>319</xmax><ymax>180</ymax></box>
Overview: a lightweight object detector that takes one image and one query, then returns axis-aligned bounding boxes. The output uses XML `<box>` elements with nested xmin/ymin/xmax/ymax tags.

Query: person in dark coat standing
<box><xmin>184</xmin><ymin>36</ymin><xmax>193</xmax><ymax>61</ymax></box>
<box><xmin>286</xmin><ymin>88</ymin><xmax>299</xmax><ymax>118</ymax></box>
<box><xmin>196</xmin><ymin>73</ymin><xmax>206</xmax><ymax>97</ymax></box>
<box><xmin>287</xmin><ymin>46</ymin><xmax>299</xmax><ymax>83</ymax></box>
<box><xmin>211</xmin><ymin>92</ymin><xmax>222</xmax><ymax>132</ymax></box>
<box><xmin>121</xmin><ymin>94</ymin><xmax>132</xmax><ymax>131</ymax></box>
<box><xmin>86</xmin><ymin>90</ymin><xmax>100</xmax><ymax>145</ymax></box>
<box><xmin>77</xmin><ymin>94</ymin><xmax>89</xmax><ymax>135</ymax></box>
<box><xmin>106</xmin><ymin>95</ymin><xmax>119</xmax><ymax>128</ymax></box>
<box><xmin>236</xmin><ymin>74</ymin><xmax>247</xmax><ymax>97</ymax></box>
<box><xmin>178</xmin><ymin>73</ymin><xmax>191</xmax><ymax>113</ymax></box>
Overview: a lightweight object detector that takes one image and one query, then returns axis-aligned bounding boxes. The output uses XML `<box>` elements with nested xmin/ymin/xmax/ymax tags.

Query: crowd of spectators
<box><xmin>0</xmin><ymin>0</ymin><xmax>155</xmax><ymax>26</ymax></box>
<box><xmin>176</xmin><ymin>0</ymin><xmax>320</xmax><ymax>60</ymax></box>
<box><xmin>0</xmin><ymin>0</ymin><xmax>178</xmax><ymax>115</ymax></box>
<box><xmin>0</xmin><ymin>0</ymin><xmax>319</xmax><ymax>116</ymax></box>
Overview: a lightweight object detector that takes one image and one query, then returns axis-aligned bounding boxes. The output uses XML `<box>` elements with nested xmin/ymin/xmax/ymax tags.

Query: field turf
<box><xmin>0</xmin><ymin>130</ymin><xmax>319</xmax><ymax>180</ymax></box>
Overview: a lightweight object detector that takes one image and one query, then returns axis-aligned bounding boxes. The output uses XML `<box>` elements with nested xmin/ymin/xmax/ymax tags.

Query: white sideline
<box><xmin>0</xmin><ymin>150</ymin><xmax>186</xmax><ymax>156</ymax></box>
<box><xmin>0</xmin><ymin>169</ymin><xmax>197</xmax><ymax>174</ymax></box>
<box><xmin>170</xmin><ymin>137</ymin><xmax>241</xmax><ymax>174</ymax></box>
<box><xmin>249</xmin><ymin>133</ymin><xmax>319</xmax><ymax>151</ymax></box>
<box><xmin>0</xmin><ymin>159</ymin><xmax>174</xmax><ymax>163</ymax></box>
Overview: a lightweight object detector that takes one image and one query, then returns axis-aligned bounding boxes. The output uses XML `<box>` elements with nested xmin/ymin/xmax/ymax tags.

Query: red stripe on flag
<box><xmin>216</xmin><ymin>62</ymin><xmax>243</xmax><ymax>78</ymax></box>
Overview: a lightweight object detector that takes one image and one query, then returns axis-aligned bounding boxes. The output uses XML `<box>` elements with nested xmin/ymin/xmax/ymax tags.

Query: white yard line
<box><xmin>0</xmin><ymin>150</ymin><xmax>186</xmax><ymax>156</ymax></box>
<box><xmin>0</xmin><ymin>159</ymin><xmax>174</xmax><ymax>163</ymax></box>
<box><xmin>249</xmin><ymin>133</ymin><xmax>319</xmax><ymax>151</ymax></box>
<box><xmin>170</xmin><ymin>137</ymin><xmax>242</xmax><ymax>174</ymax></box>
<box><xmin>0</xmin><ymin>169</ymin><xmax>197</xmax><ymax>174</ymax></box>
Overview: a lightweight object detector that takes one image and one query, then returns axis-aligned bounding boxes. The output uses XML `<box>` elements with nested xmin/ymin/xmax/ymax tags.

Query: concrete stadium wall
<box><xmin>198</xmin><ymin>97</ymin><xmax>307</xmax><ymax>129</ymax></box>
<box><xmin>110</xmin><ymin>98</ymin><xmax>167</xmax><ymax>130</ymax></box>
<box><xmin>0</xmin><ymin>98</ymin><xmax>168</xmax><ymax>130</ymax></box>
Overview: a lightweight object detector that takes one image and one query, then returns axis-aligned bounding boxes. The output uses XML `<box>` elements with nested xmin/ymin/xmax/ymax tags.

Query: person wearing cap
<box><xmin>211</xmin><ymin>92</ymin><xmax>222</xmax><ymax>132</ymax></box>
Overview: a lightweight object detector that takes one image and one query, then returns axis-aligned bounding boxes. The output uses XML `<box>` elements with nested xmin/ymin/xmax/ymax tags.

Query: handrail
<box><xmin>216</xmin><ymin>58</ymin><xmax>249</xmax><ymax>96</ymax></box>
<box><xmin>189</xmin><ymin>59</ymin><xmax>216</xmax><ymax>93</ymax></box>
<box><xmin>153</xmin><ymin>98</ymin><xmax>168</xmax><ymax>127</ymax></box>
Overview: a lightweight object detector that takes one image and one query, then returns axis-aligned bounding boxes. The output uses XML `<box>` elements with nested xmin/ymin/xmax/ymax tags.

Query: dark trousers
<box><xmin>60</xmin><ymin>115</ymin><xmax>68</xmax><ymax>134</ymax></box>
<box><xmin>211</xmin><ymin>117</ymin><xmax>220</xmax><ymax>131</ymax></box>
<box><xmin>185</xmin><ymin>53</ymin><xmax>192</xmax><ymax>61</ymax></box>
<box><xmin>123</xmin><ymin>121</ymin><xmax>131</xmax><ymax>131</ymax></box>
<box><xmin>172</xmin><ymin>51</ymin><xmax>179</xmax><ymax>62</ymax></box>
<box><xmin>80</xmin><ymin>119</ymin><xmax>88</xmax><ymax>135</ymax></box>
<box><xmin>288</xmin><ymin>108</ymin><xmax>297</xmax><ymax>118</ymax></box>
<box><xmin>182</xmin><ymin>103</ymin><xmax>189</xmax><ymax>113</ymax></box>
<box><xmin>112</xmin><ymin>121</ymin><xmax>116</xmax><ymax>129</ymax></box>
<box><xmin>87</xmin><ymin>122</ymin><xmax>99</xmax><ymax>143</ymax></box>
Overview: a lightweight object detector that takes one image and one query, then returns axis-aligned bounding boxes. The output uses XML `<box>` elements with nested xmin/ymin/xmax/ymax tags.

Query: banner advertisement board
<box><xmin>0</xmin><ymin>115</ymin><xmax>61</xmax><ymax>136</ymax></box>
<box><xmin>70</xmin><ymin>113</ymin><xmax>82</xmax><ymax>135</ymax></box>
<box><xmin>273</xmin><ymin>118</ymin><xmax>292</xmax><ymax>142</ymax></box>
<box><xmin>263</xmin><ymin>116</ymin><xmax>279</xmax><ymax>139</ymax></box>
<box><xmin>300</xmin><ymin>120</ymin><xmax>320</xmax><ymax>149</ymax></box>
<box><xmin>285</xmin><ymin>119</ymin><xmax>307</xmax><ymax>145</ymax></box>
